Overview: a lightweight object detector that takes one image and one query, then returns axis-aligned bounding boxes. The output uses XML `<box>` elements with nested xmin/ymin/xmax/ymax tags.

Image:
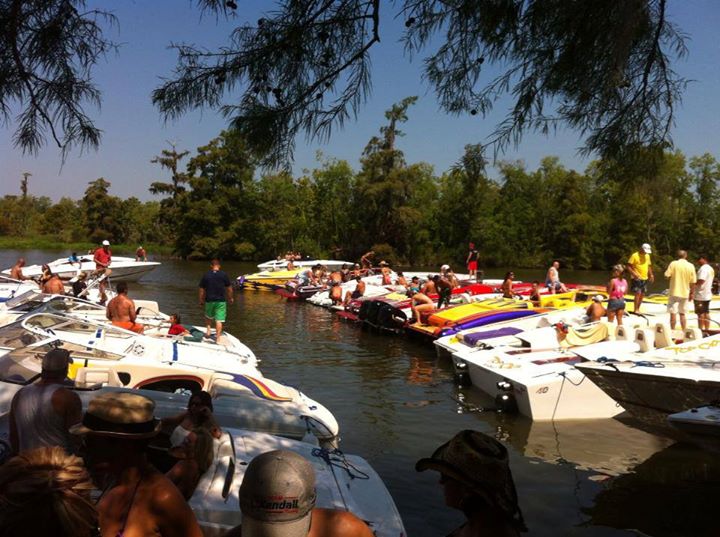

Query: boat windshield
<box><xmin>0</xmin><ymin>343</ymin><xmax>58</xmax><ymax>384</ymax></box>
<box><xmin>34</xmin><ymin>296</ymin><xmax>104</xmax><ymax>316</ymax></box>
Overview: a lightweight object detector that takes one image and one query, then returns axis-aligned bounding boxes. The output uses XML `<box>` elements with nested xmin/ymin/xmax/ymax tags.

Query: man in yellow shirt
<box><xmin>627</xmin><ymin>243</ymin><xmax>654</xmax><ymax>313</ymax></box>
<box><xmin>664</xmin><ymin>250</ymin><xmax>697</xmax><ymax>330</ymax></box>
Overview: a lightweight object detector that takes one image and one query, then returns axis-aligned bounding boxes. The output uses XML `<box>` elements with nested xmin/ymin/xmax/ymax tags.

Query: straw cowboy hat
<box><xmin>70</xmin><ymin>392</ymin><xmax>161</xmax><ymax>438</ymax></box>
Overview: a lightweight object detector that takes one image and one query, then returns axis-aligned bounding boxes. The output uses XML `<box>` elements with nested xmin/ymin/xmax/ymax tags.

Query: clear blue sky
<box><xmin>1</xmin><ymin>0</ymin><xmax>719</xmax><ymax>201</ymax></box>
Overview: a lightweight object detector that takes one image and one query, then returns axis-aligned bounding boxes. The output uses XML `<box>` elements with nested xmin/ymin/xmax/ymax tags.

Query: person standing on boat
<box><xmin>437</xmin><ymin>265</ymin><xmax>454</xmax><ymax>308</ymax></box>
<box><xmin>545</xmin><ymin>260</ymin><xmax>567</xmax><ymax>294</ymax></box>
<box><xmin>627</xmin><ymin>243</ymin><xmax>654</xmax><ymax>313</ymax></box>
<box><xmin>379</xmin><ymin>261</ymin><xmax>392</xmax><ymax>285</ymax></box>
<box><xmin>466</xmin><ymin>243</ymin><xmax>480</xmax><ymax>282</ymax></box>
<box><xmin>664</xmin><ymin>250</ymin><xmax>697</xmax><ymax>331</ymax></box>
<box><xmin>360</xmin><ymin>250</ymin><xmax>375</xmax><ymax>271</ymax></box>
<box><xmin>135</xmin><ymin>245</ymin><xmax>147</xmax><ymax>262</ymax></box>
<box><xmin>9</xmin><ymin>257</ymin><xmax>28</xmax><ymax>280</ymax></box>
<box><xmin>93</xmin><ymin>240</ymin><xmax>112</xmax><ymax>305</ymax></box>
<box><xmin>225</xmin><ymin>449</ymin><xmax>373</xmax><ymax>537</ymax></box>
<box><xmin>72</xmin><ymin>392</ymin><xmax>204</xmax><ymax>537</ymax></box>
<box><xmin>106</xmin><ymin>281</ymin><xmax>145</xmax><ymax>333</ymax></box>
<box><xmin>416</xmin><ymin>430</ymin><xmax>527</xmax><ymax>537</ymax></box>
<box><xmin>199</xmin><ymin>258</ymin><xmax>233</xmax><ymax>341</ymax></box>
<box><xmin>606</xmin><ymin>265</ymin><xmax>627</xmax><ymax>325</ymax></box>
<box><xmin>8</xmin><ymin>348</ymin><xmax>82</xmax><ymax>455</ymax></box>
<box><xmin>691</xmin><ymin>254</ymin><xmax>715</xmax><ymax>333</ymax></box>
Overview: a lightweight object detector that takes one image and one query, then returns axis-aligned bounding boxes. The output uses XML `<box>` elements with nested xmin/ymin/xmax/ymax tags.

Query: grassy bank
<box><xmin>0</xmin><ymin>236</ymin><xmax>176</xmax><ymax>257</ymax></box>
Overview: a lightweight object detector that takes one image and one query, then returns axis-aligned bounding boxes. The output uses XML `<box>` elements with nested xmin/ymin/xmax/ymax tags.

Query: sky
<box><xmin>1</xmin><ymin>0</ymin><xmax>719</xmax><ymax>201</ymax></box>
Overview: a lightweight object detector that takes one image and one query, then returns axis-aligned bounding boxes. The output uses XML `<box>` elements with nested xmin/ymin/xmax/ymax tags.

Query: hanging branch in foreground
<box><xmin>154</xmin><ymin>0</ymin><xmax>687</xmax><ymax>166</ymax></box>
<box><xmin>0</xmin><ymin>0</ymin><xmax>117</xmax><ymax>157</ymax></box>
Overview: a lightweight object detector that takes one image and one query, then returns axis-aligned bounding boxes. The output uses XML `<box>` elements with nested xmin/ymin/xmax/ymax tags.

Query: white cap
<box><xmin>441</xmin><ymin>264</ymin><xmax>450</xmax><ymax>271</ymax></box>
<box><xmin>641</xmin><ymin>243</ymin><xmax>651</xmax><ymax>254</ymax></box>
<box><xmin>592</xmin><ymin>295</ymin><xmax>604</xmax><ymax>302</ymax></box>
<box><xmin>102</xmin><ymin>240</ymin><xmax>110</xmax><ymax>246</ymax></box>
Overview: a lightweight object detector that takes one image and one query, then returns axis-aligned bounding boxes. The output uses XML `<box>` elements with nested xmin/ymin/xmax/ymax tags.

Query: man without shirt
<box><xmin>627</xmin><ymin>243</ymin><xmax>654</xmax><ymax>313</ymax></box>
<box><xmin>42</xmin><ymin>270</ymin><xmax>65</xmax><ymax>294</ymax></box>
<box><xmin>9</xmin><ymin>258</ymin><xmax>28</xmax><ymax>280</ymax></box>
<box><xmin>106</xmin><ymin>281</ymin><xmax>144</xmax><ymax>333</ymax></box>
<box><xmin>664</xmin><ymin>250</ymin><xmax>697</xmax><ymax>331</ymax></box>
<box><xmin>198</xmin><ymin>258</ymin><xmax>233</xmax><ymax>340</ymax></box>
<box><xmin>691</xmin><ymin>254</ymin><xmax>715</xmax><ymax>333</ymax></box>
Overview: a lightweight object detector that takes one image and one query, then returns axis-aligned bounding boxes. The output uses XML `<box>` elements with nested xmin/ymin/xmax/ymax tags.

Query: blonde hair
<box><xmin>0</xmin><ymin>447</ymin><xmax>97</xmax><ymax>537</ymax></box>
<box><xmin>191</xmin><ymin>427</ymin><xmax>215</xmax><ymax>474</ymax></box>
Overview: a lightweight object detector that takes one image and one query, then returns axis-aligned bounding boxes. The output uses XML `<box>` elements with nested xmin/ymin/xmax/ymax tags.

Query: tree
<box><xmin>0</xmin><ymin>0</ymin><xmax>116</xmax><ymax>156</ymax></box>
<box><xmin>154</xmin><ymin>0</ymin><xmax>687</xmax><ymax>166</ymax></box>
<box><xmin>149</xmin><ymin>143</ymin><xmax>191</xmax><ymax>241</ymax></box>
<box><xmin>82</xmin><ymin>178</ymin><xmax>123</xmax><ymax>243</ymax></box>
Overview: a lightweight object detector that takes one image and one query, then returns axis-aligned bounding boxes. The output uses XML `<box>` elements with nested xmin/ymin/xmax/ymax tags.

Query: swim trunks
<box><xmin>467</xmin><ymin>261</ymin><xmax>478</xmax><ymax>271</ymax></box>
<box><xmin>694</xmin><ymin>300</ymin><xmax>710</xmax><ymax>315</ymax></box>
<box><xmin>631</xmin><ymin>279</ymin><xmax>648</xmax><ymax>293</ymax></box>
<box><xmin>112</xmin><ymin>320</ymin><xmax>145</xmax><ymax>333</ymax></box>
<box><xmin>204</xmin><ymin>301</ymin><xmax>227</xmax><ymax>322</ymax></box>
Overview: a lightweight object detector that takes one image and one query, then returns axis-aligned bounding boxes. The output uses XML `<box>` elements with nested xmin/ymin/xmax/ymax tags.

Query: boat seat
<box><xmin>655</xmin><ymin>323</ymin><xmax>674</xmax><ymax>348</ymax></box>
<box><xmin>74</xmin><ymin>367</ymin><xmax>123</xmax><ymax>388</ymax></box>
<box><xmin>684</xmin><ymin>327</ymin><xmax>703</xmax><ymax>341</ymax></box>
<box><xmin>634</xmin><ymin>328</ymin><xmax>656</xmax><ymax>353</ymax></box>
<box><xmin>615</xmin><ymin>325</ymin><xmax>630</xmax><ymax>341</ymax></box>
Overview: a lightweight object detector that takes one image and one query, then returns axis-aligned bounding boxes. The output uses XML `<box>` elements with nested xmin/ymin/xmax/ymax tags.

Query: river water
<box><xmin>4</xmin><ymin>251</ymin><xmax>718</xmax><ymax>537</ymax></box>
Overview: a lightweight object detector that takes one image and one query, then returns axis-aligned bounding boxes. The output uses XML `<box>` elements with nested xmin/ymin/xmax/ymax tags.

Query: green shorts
<box><xmin>204</xmin><ymin>301</ymin><xmax>227</xmax><ymax>322</ymax></box>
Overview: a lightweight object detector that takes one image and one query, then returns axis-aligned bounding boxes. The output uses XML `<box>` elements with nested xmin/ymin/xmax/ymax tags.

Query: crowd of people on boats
<box><xmin>0</xmin><ymin>345</ymin><xmax>526</xmax><ymax>537</ymax></box>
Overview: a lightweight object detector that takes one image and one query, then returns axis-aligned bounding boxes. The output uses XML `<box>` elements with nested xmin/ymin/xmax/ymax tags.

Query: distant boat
<box><xmin>257</xmin><ymin>258</ymin><xmax>353</xmax><ymax>271</ymax></box>
<box><xmin>2</xmin><ymin>255</ymin><xmax>160</xmax><ymax>282</ymax></box>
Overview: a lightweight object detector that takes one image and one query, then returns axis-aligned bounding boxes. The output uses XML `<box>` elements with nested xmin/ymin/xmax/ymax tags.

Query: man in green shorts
<box><xmin>198</xmin><ymin>258</ymin><xmax>233</xmax><ymax>341</ymax></box>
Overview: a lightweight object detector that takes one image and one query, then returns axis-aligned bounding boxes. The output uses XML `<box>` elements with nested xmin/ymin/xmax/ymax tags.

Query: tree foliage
<box><xmin>154</xmin><ymin>0</ymin><xmax>687</xmax><ymax>166</ymax></box>
<box><xmin>0</xmin><ymin>0</ymin><xmax>116</xmax><ymax>156</ymax></box>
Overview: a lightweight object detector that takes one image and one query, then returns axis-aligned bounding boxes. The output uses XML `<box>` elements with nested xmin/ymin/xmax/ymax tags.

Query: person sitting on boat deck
<box><xmin>166</xmin><ymin>427</ymin><xmax>215</xmax><ymax>500</ymax></box>
<box><xmin>528</xmin><ymin>281</ymin><xmax>542</xmax><ymax>307</ymax></box>
<box><xmin>437</xmin><ymin>266</ymin><xmax>454</xmax><ymax>309</ymax></box>
<box><xmin>225</xmin><ymin>449</ymin><xmax>374</xmax><ymax>537</ymax></box>
<box><xmin>298</xmin><ymin>266</ymin><xmax>317</xmax><ymax>286</ymax></box>
<box><xmin>287</xmin><ymin>260</ymin><xmax>296</xmax><ymax>270</ymax></box>
<box><xmin>93</xmin><ymin>240</ymin><xmax>113</xmax><ymax>305</ymax></box>
<box><xmin>68</xmin><ymin>251</ymin><xmax>80</xmax><ymax>267</ymax></box>
<box><xmin>627</xmin><ymin>243</ymin><xmax>654</xmax><ymax>314</ymax></box>
<box><xmin>350</xmin><ymin>263</ymin><xmax>362</xmax><ymax>279</ymax></box>
<box><xmin>416</xmin><ymin>430</ymin><xmax>527</xmax><ymax>537</ymax></box>
<box><xmin>43</xmin><ymin>268</ymin><xmax>65</xmax><ymax>294</ymax></box>
<box><xmin>340</xmin><ymin>263</ymin><xmax>351</xmax><ymax>282</ymax></box>
<box><xmin>409</xmin><ymin>287</ymin><xmax>435</xmax><ymax>324</ymax></box>
<box><xmin>606</xmin><ymin>265</ymin><xmax>627</xmax><ymax>325</ymax></box>
<box><xmin>162</xmin><ymin>390</ymin><xmax>222</xmax><ymax>449</ymax></box>
<box><xmin>545</xmin><ymin>260</ymin><xmax>567</xmax><ymax>294</ymax></box>
<box><xmin>106</xmin><ymin>281</ymin><xmax>145</xmax><ymax>333</ymax></box>
<box><xmin>396</xmin><ymin>271</ymin><xmax>408</xmax><ymax>288</ymax></box>
<box><xmin>691</xmin><ymin>254</ymin><xmax>715</xmax><ymax>334</ymax></box>
<box><xmin>72</xmin><ymin>271</ymin><xmax>88</xmax><ymax>297</ymax></box>
<box><xmin>377</xmin><ymin>260</ymin><xmax>392</xmax><ymax>285</ymax></box>
<box><xmin>167</xmin><ymin>313</ymin><xmax>191</xmax><ymax>336</ymax></box>
<box><xmin>501</xmin><ymin>272</ymin><xmax>515</xmax><ymax>299</ymax></box>
<box><xmin>408</xmin><ymin>276</ymin><xmax>421</xmax><ymax>296</ymax></box>
<box><xmin>135</xmin><ymin>245</ymin><xmax>147</xmax><ymax>262</ymax></box>
<box><xmin>586</xmin><ymin>295</ymin><xmax>607</xmax><ymax>322</ymax></box>
<box><xmin>39</xmin><ymin>263</ymin><xmax>53</xmax><ymax>287</ymax></box>
<box><xmin>343</xmin><ymin>277</ymin><xmax>366</xmax><ymax>306</ymax></box>
<box><xmin>72</xmin><ymin>392</ymin><xmax>204</xmax><ymax>537</ymax></box>
<box><xmin>664</xmin><ymin>250</ymin><xmax>697</xmax><ymax>331</ymax></box>
<box><xmin>9</xmin><ymin>257</ymin><xmax>28</xmax><ymax>280</ymax></box>
<box><xmin>0</xmin><ymin>446</ymin><xmax>98</xmax><ymax>537</ymax></box>
<box><xmin>422</xmin><ymin>275</ymin><xmax>438</xmax><ymax>295</ymax></box>
<box><xmin>329</xmin><ymin>270</ymin><xmax>343</xmax><ymax>284</ymax></box>
<box><xmin>9</xmin><ymin>348</ymin><xmax>82</xmax><ymax>456</ymax></box>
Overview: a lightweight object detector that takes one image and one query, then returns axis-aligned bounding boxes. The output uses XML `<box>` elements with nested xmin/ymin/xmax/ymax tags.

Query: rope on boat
<box><xmin>311</xmin><ymin>446</ymin><xmax>370</xmax><ymax>514</ymax></box>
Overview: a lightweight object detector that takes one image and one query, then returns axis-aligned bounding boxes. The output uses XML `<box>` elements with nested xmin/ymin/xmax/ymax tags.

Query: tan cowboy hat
<box><xmin>70</xmin><ymin>392</ymin><xmax>161</xmax><ymax>438</ymax></box>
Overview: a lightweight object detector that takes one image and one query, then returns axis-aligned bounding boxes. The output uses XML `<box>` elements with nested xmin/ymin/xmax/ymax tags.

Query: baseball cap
<box><xmin>642</xmin><ymin>243</ymin><xmax>651</xmax><ymax>254</ymax></box>
<box><xmin>102</xmin><ymin>240</ymin><xmax>110</xmax><ymax>246</ymax></box>
<box><xmin>240</xmin><ymin>450</ymin><xmax>316</xmax><ymax>537</ymax></box>
<box><xmin>42</xmin><ymin>348</ymin><xmax>73</xmax><ymax>372</ymax></box>
<box><xmin>441</xmin><ymin>264</ymin><xmax>450</xmax><ymax>271</ymax></box>
<box><xmin>592</xmin><ymin>295</ymin><xmax>604</xmax><ymax>302</ymax></box>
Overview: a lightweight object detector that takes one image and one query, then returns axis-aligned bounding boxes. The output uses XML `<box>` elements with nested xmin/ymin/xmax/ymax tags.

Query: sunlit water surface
<box><xmin>4</xmin><ymin>250</ymin><xmax>719</xmax><ymax>537</ymax></box>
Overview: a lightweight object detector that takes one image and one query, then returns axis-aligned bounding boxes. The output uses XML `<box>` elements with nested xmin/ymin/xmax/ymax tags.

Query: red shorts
<box><xmin>467</xmin><ymin>261</ymin><xmax>478</xmax><ymax>271</ymax></box>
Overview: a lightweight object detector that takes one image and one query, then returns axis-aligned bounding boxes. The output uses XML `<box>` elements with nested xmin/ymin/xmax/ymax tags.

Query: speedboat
<box><xmin>3</xmin><ymin>255</ymin><xmax>160</xmax><ymax>282</ymax></box>
<box><xmin>668</xmin><ymin>404</ymin><xmax>720</xmax><ymax>442</ymax></box>
<box><xmin>0</xmin><ymin>276</ymin><xmax>42</xmax><ymax>302</ymax></box>
<box><xmin>188</xmin><ymin>428</ymin><xmax>405</xmax><ymax>537</ymax></box>
<box><xmin>257</xmin><ymin>259</ymin><xmax>353</xmax><ymax>271</ymax></box>
<box><xmin>0</xmin><ymin>330</ymin><xmax>339</xmax><ymax>444</ymax></box>
<box><xmin>236</xmin><ymin>268</ymin><xmax>301</xmax><ymax>291</ymax></box>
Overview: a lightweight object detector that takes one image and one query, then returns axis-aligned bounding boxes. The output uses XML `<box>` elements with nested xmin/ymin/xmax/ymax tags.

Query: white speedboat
<box><xmin>668</xmin><ymin>404</ymin><xmax>720</xmax><ymax>441</ymax></box>
<box><xmin>3</xmin><ymin>255</ymin><xmax>160</xmax><ymax>282</ymax></box>
<box><xmin>257</xmin><ymin>259</ymin><xmax>353</xmax><ymax>271</ymax></box>
<box><xmin>189</xmin><ymin>428</ymin><xmax>405</xmax><ymax>537</ymax></box>
<box><xmin>0</xmin><ymin>276</ymin><xmax>41</xmax><ymax>302</ymax></box>
<box><xmin>0</xmin><ymin>329</ymin><xmax>339</xmax><ymax>444</ymax></box>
